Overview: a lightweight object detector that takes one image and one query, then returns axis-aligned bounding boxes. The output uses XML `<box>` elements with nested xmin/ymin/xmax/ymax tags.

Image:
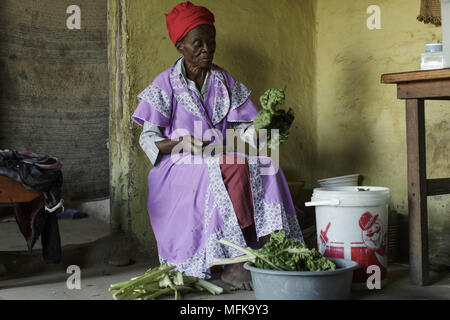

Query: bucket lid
<box><xmin>317</xmin><ymin>174</ymin><xmax>360</xmax><ymax>183</ymax></box>
<box><xmin>311</xmin><ymin>186</ymin><xmax>391</xmax><ymax>207</ymax></box>
<box><xmin>319</xmin><ymin>183</ymin><xmax>357</xmax><ymax>186</ymax></box>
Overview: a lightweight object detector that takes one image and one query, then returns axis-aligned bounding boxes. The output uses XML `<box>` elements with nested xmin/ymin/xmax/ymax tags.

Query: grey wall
<box><xmin>0</xmin><ymin>0</ymin><xmax>109</xmax><ymax>201</ymax></box>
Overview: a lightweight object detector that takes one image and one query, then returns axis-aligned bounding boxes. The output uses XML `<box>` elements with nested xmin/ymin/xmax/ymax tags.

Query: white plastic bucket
<box><xmin>305</xmin><ymin>186</ymin><xmax>391</xmax><ymax>290</ymax></box>
<box><xmin>317</xmin><ymin>174</ymin><xmax>359</xmax><ymax>187</ymax></box>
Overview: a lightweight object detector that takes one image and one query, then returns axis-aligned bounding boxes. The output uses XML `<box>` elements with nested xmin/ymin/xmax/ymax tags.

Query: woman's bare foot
<box><xmin>259</xmin><ymin>234</ymin><xmax>271</xmax><ymax>247</ymax></box>
<box><xmin>220</xmin><ymin>262</ymin><xmax>253</xmax><ymax>290</ymax></box>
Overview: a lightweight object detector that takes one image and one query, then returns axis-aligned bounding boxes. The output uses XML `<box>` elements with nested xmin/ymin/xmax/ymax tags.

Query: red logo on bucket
<box><xmin>319</xmin><ymin>211</ymin><xmax>387</xmax><ymax>284</ymax></box>
<box><xmin>319</xmin><ymin>222</ymin><xmax>345</xmax><ymax>258</ymax></box>
<box><xmin>318</xmin><ymin>222</ymin><xmax>331</xmax><ymax>255</ymax></box>
<box><xmin>352</xmin><ymin>211</ymin><xmax>387</xmax><ymax>283</ymax></box>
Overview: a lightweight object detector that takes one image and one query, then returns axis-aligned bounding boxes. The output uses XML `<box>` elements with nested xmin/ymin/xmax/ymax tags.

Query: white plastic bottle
<box><xmin>421</xmin><ymin>43</ymin><xmax>444</xmax><ymax>70</ymax></box>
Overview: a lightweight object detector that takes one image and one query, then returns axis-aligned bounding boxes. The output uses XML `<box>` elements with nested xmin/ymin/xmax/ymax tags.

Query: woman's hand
<box><xmin>177</xmin><ymin>135</ymin><xmax>208</xmax><ymax>155</ymax></box>
<box><xmin>155</xmin><ymin>135</ymin><xmax>210</xmax><ymax>156</ymax></box>
<box><xmin>253</xmin><ymin>129</ymin><xmax>267</xmax><ymax>151</ymax></box>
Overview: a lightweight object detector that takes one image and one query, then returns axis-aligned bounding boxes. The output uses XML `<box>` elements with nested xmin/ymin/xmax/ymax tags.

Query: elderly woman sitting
<box><xmin>132</xmin><ymin>2</ymin><xmax>303</xmax><ymax>290</ymax></box>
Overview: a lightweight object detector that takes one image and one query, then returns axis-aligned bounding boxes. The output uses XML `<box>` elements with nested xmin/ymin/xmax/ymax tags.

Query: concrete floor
<box><xmin>0</xmin><ymin>215</ymin><xmax>449</xmax><ymax>300</ymax></box>
<box><xmin>0</xmin><ymin>260</ymin><xmax>449</xmax><ymax>300</ymax></box>
<box><xmin>0</xmin><ymin>215</ymin><xmax>111</xmax><ymax>251</ymax></box>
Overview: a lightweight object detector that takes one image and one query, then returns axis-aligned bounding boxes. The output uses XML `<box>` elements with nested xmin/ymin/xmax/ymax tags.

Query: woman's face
<box><xmin>176</xmin><ymin>24</ymin><xmax>216</xmax><ymax>69</ymax></box>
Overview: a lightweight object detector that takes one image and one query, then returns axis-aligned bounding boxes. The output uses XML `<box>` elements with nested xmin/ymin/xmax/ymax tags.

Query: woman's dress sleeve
<box><xmin>232</xmin><ymin>122</ymin><xmax>266</xmax><ymax>150</ymax></box>
<box><xmin>133</xmin><ymin>72</ymin><xmax>173</xmax><ymax>165</ymax></box>
<box><xmin>139</xmin><ymin>122</ymin><xmax>166</xmax><ymax>166</ymax></box>
<box><xmin>132</xmin><ymin>73</ymin><xmax>173</xmax><ymax>127</ymax></box>
<box><xmin>224</xmin><ymin>73</ymin><xmax>259</xmax><ymax>123</ymax></box>
<box><xmin>222</xmin><ymin>71</ymin><xmax>264</xmax><ymax>149</ymax></box>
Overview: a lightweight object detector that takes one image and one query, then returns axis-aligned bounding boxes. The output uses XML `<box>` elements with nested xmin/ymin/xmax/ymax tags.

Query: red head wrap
<box><xmin>165</xmin><ymin>1</ymin><xmax>216</xmax><ymax>46</ymax></box>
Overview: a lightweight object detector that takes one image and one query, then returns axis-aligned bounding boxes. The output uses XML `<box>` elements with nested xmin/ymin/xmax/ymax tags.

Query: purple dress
<box><xmin>132</xmin><ymin>57</ymin><xmax>303</xmax><ymax>278</ymax></box>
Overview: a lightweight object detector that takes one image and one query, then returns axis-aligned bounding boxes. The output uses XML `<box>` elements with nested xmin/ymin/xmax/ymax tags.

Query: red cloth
<box><xmin>219</xmin><ymin>154</ymin><xmax>255</xmax><ymax>230</ymax></box>
<box><xmin>165</xmin><ymin>1</ymin><xmax>216</xmax><ymax>45</ymax></box>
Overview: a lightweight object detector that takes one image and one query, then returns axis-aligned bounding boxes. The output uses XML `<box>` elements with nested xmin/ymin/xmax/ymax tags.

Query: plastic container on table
<box><xmin>442</xmin><ymin>0</ymin><xmax>450</xmax><ymax>67</ymax></box>
<box><xmin>421</xmin><ymin>43</ymin><xmax>444</xmax><ymax>70</ymax></box>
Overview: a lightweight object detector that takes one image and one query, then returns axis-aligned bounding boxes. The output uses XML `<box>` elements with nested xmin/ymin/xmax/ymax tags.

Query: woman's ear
<box><xmin>175</xmin><ymin>41</ymin><xmax>183</xmax><ymax>54</ymax></box>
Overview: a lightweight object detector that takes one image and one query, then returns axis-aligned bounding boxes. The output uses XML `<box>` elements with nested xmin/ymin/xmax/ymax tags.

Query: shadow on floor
<box><xmin>0</xmin><ymin>231</ymin><xmax>157</xmax><ymax>284</ymax></box>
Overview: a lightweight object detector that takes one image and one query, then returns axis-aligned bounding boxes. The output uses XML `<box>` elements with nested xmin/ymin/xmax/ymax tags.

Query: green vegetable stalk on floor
<box><xmin>212</xmin><ymin>230</ymin><xmax>336</xmax><ymax>272</ymax></box>
<box><xmin>109</xmin><ymin>264</ymin><xmax>223</xmax><ymax>300</ymax></box>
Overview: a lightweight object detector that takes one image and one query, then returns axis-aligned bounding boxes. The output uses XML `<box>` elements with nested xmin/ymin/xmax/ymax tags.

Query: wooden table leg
<box><xmin>405</xmin><ymin>98</ymin><xmax>430</xmax><ymax>286</ymax></box>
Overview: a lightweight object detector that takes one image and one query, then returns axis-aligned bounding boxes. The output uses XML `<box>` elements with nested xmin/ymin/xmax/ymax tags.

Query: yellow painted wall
<box><xmin>315</xmin><ymin>0</ymin><xmax>449</xmax><ymax>267</ymax></box>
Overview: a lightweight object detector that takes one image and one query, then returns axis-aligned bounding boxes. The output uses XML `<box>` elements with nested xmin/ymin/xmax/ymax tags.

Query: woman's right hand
<box><xmin>155</xmin><ymin>135</ymin><xmax>209</xmax><ymax>156</ymax></box>
<box><xmin>177</xmin><ymin>135</ymin><xmax>206</xmax><ymax>155</ymax></box>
